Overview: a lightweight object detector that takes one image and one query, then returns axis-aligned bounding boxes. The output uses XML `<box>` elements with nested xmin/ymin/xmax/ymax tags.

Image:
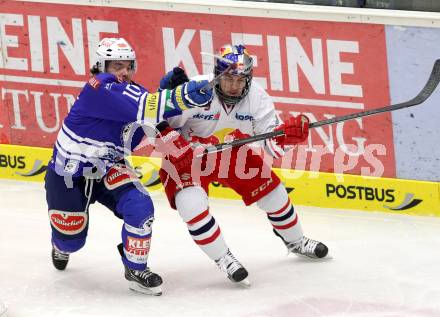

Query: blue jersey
<box><xmin>49</xmin><ymin>73</ymin><xmax>181</xmax><ymax>178</ymax></box>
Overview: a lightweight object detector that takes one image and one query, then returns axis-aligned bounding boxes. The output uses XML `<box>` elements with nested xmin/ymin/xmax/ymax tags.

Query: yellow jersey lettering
<box><xmin>174</xmin><ymin>86</ymin><xmax>188</xmax><ymax>110</ymax></box>
<box><xmin>144</xmin><ymin>93</ymin><xmax>159</xmax><ymax>119</ymax></box>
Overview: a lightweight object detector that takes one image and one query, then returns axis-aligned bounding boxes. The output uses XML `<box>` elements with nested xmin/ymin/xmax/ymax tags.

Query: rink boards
<box><xmin>2</xmin><ymin>0</ymin><xmax>440</xmax><ymax>182</ymax></box>
<box><xmin>1</xmin><ymin>143</ymin><xmax>439</xmax><ymax>217</ymax></box>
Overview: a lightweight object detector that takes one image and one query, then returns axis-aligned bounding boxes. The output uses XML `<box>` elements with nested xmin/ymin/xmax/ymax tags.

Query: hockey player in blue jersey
<box><xmin>44</xmin><ymin>38</ymin><xmax>213</xmax><ymax>295</ymax></box>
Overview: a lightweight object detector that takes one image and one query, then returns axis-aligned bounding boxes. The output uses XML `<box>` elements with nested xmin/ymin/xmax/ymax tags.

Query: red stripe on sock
<box><xmin>273</xmin><ymin>214</ymin><xmax>298</xmax><ymax>230</ymax></box>
<box><xmin>267</xmin><ymin>199</ymin><xmax>290</xmax><ymax>216</ymax></box>
<box><xmin>187</xmin><ymin>209</ymin><xmax>209</xmax><ymax>225</ymax></box>
<box><xmin>194</xmin><ymin>227</ymin><xmax>221</xmax><ymax>245</ymax></box>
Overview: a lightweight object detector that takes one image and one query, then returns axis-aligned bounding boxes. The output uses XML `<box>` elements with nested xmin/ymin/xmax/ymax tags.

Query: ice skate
<box><xmin>117</xmin><ymin>242</ymin><xmax>163</xmax><ymax>295</ymax></box>
<box><xmin>123</xmin><ymin>265</ymin><xmax>163</xmax><ymax>296</ymax></box>
<box><xmin>51</xmin><ymin>244</ymin><xmax>69</xmax><ymax>270</ymax></box>
<box><xmin>215</xmin><ymin>249</ymin><xmax>250</xmax><ymax>287</ymax></box>
<box><xmin>274</xmin><ymin>229</ymin><xmax>329</xmax><ymax>259</ymax></box>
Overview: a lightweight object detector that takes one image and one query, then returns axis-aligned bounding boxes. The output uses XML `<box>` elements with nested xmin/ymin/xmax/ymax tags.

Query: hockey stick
<box><xmin>200</xmin><ymin>51</ymin><xmax>234</xmax><ymax>66</ymax></box>
<box><xmin>198</xmin><ymin>52</ymin><xmax>236</xmax><ymax>93</ymax></box>
<box><xmin>178</xmin><ymin>56</ymin><xmax>235</xmax><ymax>97</ymax></box>
<box><xmin>200</xmin><ymin>63</ymin><xmax>235</xmax><ymax>93</ymax></box>
<box><xmin>198</xmin><ymin>59</ymin><xmax>440</xmax><ymax>157</ymax></box>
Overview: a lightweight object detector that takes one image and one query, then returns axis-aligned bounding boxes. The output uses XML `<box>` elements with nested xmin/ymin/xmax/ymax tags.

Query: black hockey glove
<box><xmin>160</xmin><ymin>67</ymin><xmax>189</xmax><ymax>90</ymax></box>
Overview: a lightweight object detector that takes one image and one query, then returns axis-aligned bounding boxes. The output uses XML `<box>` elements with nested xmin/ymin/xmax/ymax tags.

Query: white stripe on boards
<box><xmin>271</xmin><ymin>97</ymin><xmax>364</xmax><ymax>110</ymax></box>
<box><xmin>0</xmin><ymin>75</ymin><xmax>85</xmax><ymax>87</ymax></box>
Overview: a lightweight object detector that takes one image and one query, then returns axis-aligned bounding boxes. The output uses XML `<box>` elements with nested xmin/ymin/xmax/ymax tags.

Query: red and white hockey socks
<box><xmin>256</xmin><ymin>184</ymin><xmax>303</xmax><ymax>243</ymax></box>
<box><xmin>175</xmin><ymin>186</ymin><xmax>228</xmax><ymax>261</ymax></box>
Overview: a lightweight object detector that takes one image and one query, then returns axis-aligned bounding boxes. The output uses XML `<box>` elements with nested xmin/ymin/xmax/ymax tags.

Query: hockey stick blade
<box><xmin>198</xmin><ymin>59</ymin><xmax>440</xmax><ymax>157</ymax></box>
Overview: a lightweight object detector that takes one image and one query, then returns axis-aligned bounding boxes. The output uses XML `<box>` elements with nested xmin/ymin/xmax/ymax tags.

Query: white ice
<box><xmin>1</xmin><ymin>179</ymin><xmax>440</xmax><ymax>317</ymax></box>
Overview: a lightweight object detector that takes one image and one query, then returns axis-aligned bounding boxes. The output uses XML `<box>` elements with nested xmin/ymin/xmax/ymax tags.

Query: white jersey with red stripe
<box><xmin>167</xmin><ymin>74</ymin><xmax>286</xmax><ymax>158</ymax></box>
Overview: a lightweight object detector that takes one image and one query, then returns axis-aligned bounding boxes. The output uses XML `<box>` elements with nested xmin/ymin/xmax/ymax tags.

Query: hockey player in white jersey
<box><xmin>159</xmin><ymin>44</ymin><xmax>329</xmax><ymax>286</ymax></box>
<box><xmin>45</xmin><ymin>38</ymin><xmax>213</xmax><ymax>295</ymax></box>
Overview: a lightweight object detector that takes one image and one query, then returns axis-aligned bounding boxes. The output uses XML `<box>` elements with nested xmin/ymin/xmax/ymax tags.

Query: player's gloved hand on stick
<box><xmin>155</xmin><ymin>121</ymin><xmax>193</xmax><ymax>172</ymax></box>
<box><xmin>173</xmin><ymin>80</ymin><xmax>213</xmax><ymax>108</ymax></box>
<box><xmin>274</xmin><ymin>115</ymin><xmax>309</xmax><ymax>146</ymax></box>
<box><xmin>160</xmin><ymin>67</ymin><xmax>189</xmax><ymax>90</ymax></box>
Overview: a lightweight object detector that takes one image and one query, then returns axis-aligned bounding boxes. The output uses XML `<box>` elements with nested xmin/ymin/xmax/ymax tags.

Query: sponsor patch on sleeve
<box><xmin>88</xmin><ymin>76</ymin><xmax>101</xmax><ymax>89</ymax></box>
<box><xmin>144</xmin><ymin>92</ymin><xmax>159</xmax><ymax>121</ymax></box>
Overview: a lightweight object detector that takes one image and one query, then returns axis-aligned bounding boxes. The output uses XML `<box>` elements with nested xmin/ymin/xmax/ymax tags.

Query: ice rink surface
<box><xmin>1</xmin><ymin>179</ymin><xmax>440</xmax><ymax>317</ymax></box>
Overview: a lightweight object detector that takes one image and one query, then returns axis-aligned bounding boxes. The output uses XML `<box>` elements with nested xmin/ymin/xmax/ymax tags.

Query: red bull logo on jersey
<box><xmin>223</xmin><ymin>129</ymin><xmax>251</xmax><ymax>143</ymax></box>
<box><xmin>212</xmin><ymin>128</ymin><xmax>236</xmax><ymax>144</ymax></box>
<box><xmin>189</xmin><ymin>128</ymin><xmax>250</xmax><ymax>145</ymax></box>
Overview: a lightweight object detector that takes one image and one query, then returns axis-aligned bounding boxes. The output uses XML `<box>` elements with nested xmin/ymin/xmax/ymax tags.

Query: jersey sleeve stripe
<box><xmin>137</xmin><ymin>92</ymin><xmax>148</xmax><ymax>122</ymax></box>
<box><xmin>61</xmin><ymin>124</ymin><xmax>124</xmax><ymax>152</ymax></box>
<box><xmin>157</xmin><ymin>90</ymin><xmax>167</xmax><ymax>122</ymax></box>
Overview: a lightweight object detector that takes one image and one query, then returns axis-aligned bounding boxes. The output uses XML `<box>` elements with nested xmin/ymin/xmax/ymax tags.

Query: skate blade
<box><xmin>291</xmin><ymin>252</ymin><xmax>333</xmax><ymax>261</ymax></box>
<box><xmin>128</xmin><ymin>282</ymin><xmax>163</xmax><ymax>296</ymax></box>
<box><xmin>236</xmin><ymin>278</ymin><xmax>251</xmax><ymax>287</ymax></box>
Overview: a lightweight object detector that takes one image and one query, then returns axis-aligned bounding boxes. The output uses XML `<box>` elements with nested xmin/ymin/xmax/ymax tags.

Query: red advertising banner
<box><xmin>0</xmin><ymin>1</ymin><xmax>394</xmax><ymax>176</ymax></box>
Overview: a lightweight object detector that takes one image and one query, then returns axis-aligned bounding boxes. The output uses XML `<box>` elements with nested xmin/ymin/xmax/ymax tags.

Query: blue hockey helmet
<box><xmin>214</xmin><ymin>44</ymin><xmax>253</xmax><ymax>106</ymax></box>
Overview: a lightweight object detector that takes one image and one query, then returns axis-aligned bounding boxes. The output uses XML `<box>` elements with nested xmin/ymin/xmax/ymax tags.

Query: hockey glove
<box><xmin>155</xmin><ymin>121</ymin><xmax>193</xmax><ymax>172</ymax></box>
<box><xmin>172</xmin><ymin>80</ymin><xmax>213</xmax><ymax>109</ymax></box>
<box><xmin>274</xmin><ymin>115</ymin><xmax>309</xmax><ymax>146</ymax></box>
<box><xmin>160</xmin><ymin>67</ymin><xmax>189</xmax><ymax>90</ymax></box>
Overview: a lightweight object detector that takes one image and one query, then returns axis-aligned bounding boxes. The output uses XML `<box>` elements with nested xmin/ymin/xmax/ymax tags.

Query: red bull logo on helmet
<box><xmin>220</xmin><ymin>46</ymin><xmax>233</xmax><ymax>56</ymax></box>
